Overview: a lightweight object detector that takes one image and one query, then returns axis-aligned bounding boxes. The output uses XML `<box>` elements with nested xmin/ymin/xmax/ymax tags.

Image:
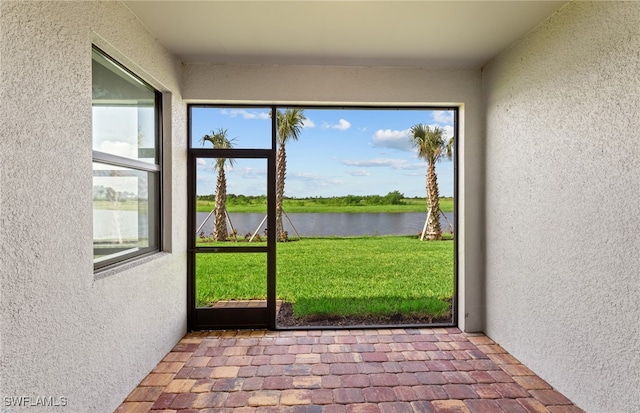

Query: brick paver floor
<box><xmin>115</xmin><ymin>328</ymin><xmax>584</xmax><ymax>413</ymax></box>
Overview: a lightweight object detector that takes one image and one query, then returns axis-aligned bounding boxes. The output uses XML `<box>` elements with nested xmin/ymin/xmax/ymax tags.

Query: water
<box><xmin>94</xmin><ymin>210</ymin><xmax>455</xmax><ymax>239</ymax></box>
<box><xmin>196</xmin><ymin>212</ymin><xmax>455</xmax><ymax>237</ymax></box>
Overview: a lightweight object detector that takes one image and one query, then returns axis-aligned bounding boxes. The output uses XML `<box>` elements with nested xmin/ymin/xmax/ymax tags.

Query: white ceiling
<box><xmin>125</xmin><ymin>0</ymin><xmax>567</xmax><ymax>68</ymax></box>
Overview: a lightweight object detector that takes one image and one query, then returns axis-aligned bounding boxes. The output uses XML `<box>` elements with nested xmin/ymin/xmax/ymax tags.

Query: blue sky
<box><xmin>192</xmin><ymin>107</ymin><xmax>454</xmax><ymax>198</ymax></box>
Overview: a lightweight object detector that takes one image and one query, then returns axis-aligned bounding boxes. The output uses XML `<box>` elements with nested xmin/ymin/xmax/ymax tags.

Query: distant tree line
<box><xmin>198</xmin><ymin>191</ymin><xmax>407</xmax><ymax>207</ymax></box>
<box><xmin>93</xmin><ymin>185</ymin><xmax>137</xmax><ymax>202</ymax></box>
<box><xmin>308</xmin><ymin>191</ymin><xmax>405</xmax><ymax>206</ymax></box>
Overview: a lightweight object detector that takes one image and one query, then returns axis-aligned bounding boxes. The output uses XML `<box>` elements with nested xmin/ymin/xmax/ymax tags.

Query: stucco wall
<box><xmin>184</xmin><ymin>64</ymin><xmax>485</xmax><ymax>333</ymax></box>
<box><xmin>483</xmin><ymin>2</ymin><xmax>640</xmax><ymax>412</ymax></box>
<box><xmin>0</xmin><ymin>2</ymin><xmax>187</xmax><ymax>412</ymax></box>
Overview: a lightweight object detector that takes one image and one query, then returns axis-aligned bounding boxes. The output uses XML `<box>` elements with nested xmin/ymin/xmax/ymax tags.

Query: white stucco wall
<box><xmin>483</xmin><ymin>2</ymin><xmax>640</xmax><ymax>412</ymax></box>
<box><xmin>1</xmin><ymin>2</ymin><xmax>187</xmax><ymax>412</ymax></box>
<box><xmin>183</xmin><ymin>64</ymin><xmax>485</xmax><ymax>333</ymax></box>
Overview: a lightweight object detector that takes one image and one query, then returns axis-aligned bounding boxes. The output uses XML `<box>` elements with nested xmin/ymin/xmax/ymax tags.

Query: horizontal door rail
<box><xmin>191</xmin><ymin>246</ymin><xmax>269</xmax><ymax>254</ymax></box>
<box><xmin>190</xmin><ymin>148</ymin><xmax>274</xmax><ymax>159</ymax></box>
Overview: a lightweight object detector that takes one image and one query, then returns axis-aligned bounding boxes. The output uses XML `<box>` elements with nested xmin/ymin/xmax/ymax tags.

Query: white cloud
<box><xmin>99</xmin><ymin>141</ymin><xmax>136</xmax><ymax>158</ymax></box>
<box><xmin>432</xmin><ymin>110</ymin><xmax>454</xmax><ymax>124</ymax></box>
<box><xmin>372</xmin><ymin>129</ymin><xmax>413</xmax><ymax>152</ymax></box>
<box><xmin>322</xmin><ymin>119</ymin><xmax>351</xmax><ymax>131</ymax></box>
<box><xmin>335</xmin><ymin>119</ymin><xmax>351</xmax><ymax>130</ymax></box>
<box><xmin>289</xmin><ymin>172</ymin><xmax>345</xmax><ymax>187</ymax></box>
<box><xmin>221</xmin><ymin>109</ymin><xmax>270</xmax><ymax>120</ymax></box>
<box><xmin>342</xmin><ymin>158</ymin><xmax>422</xmax><ymax>170</ymax></box>
<box><xmin>230</xmin><ymin>166</ymin><xmax>266</xmax><ymax>179</ymax></box>
<box><xmin>347</xmin><ymin>169</ymin><xmax>371</xmax><ymax>177</ymax></box>
<box><xmin>302</xmin><ymin>118</ymin><xmax>316</xmax><ymax>128</ymax></box>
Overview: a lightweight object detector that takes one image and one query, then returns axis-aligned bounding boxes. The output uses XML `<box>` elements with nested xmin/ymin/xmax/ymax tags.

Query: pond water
<box><xmin>94</xmin><ymin>210</ymin><xmax>454</xmax><ymax>240</ymax></box>
<box><xmin>196</xmin><ymin>212</ymin><xmax>455</xmax><ymax>237</ymax></box>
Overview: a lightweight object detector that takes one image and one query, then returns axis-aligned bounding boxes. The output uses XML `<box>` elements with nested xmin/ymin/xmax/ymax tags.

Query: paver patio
<box><xmin>115</xmin><ymin>328</ymin><xmax>584</xmax><ymax>413</ymax></box>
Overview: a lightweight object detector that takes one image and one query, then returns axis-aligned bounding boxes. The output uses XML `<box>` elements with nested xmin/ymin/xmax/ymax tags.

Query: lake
<box><xmin>196</xmin><ymin>212</ymin><xmax>455</xmax><ymax>237</ymax></box>
<box><xmin>94</xmin><ymin>210</ymin><xmax>455</xmax><ymax>240</ymax></box>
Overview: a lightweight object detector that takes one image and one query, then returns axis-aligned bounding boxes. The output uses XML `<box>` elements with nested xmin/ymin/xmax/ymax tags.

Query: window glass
<box><xmin>93</xmin><ymin>163</ymin><xmax>158</xmax><ymax>264</ymax></box>
<box><xmin>92</xmin><ymin>48</ymin><xmax>158</xmax><ymax>163</ymax></box>
<box><xmin>92</xmin><ymin>47</ymin><xmax>161</xmax><ymax>270</ymax></box>
<box><xmin>191</xmin><ymin>106</ymin><xmax>272</xmax><ymax>149</ymax></box>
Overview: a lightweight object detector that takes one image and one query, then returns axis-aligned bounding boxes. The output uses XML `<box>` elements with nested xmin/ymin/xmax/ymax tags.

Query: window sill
<box><xmin>94</xmin><ymin>251</ymin><xmax>170</xmax><ymax>281</ymax></box>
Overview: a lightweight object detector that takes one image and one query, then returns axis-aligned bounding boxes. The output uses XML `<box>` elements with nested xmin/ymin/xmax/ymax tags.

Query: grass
<box><xmin>196</xmin><ymin>196</ymin><xmax>454</xmax><ymax>214</ymax></box>
<box><xmin>195</xmin><ymin>235</ymin><xmax>453</xmax><ymax>319</ymax></box>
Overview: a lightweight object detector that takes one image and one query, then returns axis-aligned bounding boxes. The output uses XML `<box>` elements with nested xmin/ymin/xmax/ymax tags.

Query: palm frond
<box><xmin>409</xmin><ymin>124</ymin><xmax>448</xmax><ymax>164</ymax></box>
<box><xmin>277</xmin><ymin>108</ymin><xmax>306</xmax><ymax>146</ymax></box>
<box><xmin>446</xmin><ymin>136</ymin><xmax>454</xmax><ymax>160</ymax></box>
<box><xmin>201</xmin><ymin>128</ymin><xmax>237</xmax><ymax>169</ymax></box>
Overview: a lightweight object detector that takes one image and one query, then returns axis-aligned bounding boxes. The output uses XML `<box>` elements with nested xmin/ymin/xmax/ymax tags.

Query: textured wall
<box><xmin>0</xmin><ymin>2</ymin><xmax>187</xmax><ymax>412</ymax></box>
<box><xmin>184</xmin><ymin>64</ymin><xmax>485</xmax><ymax>332</ymax></box>
<box><xmin>483</xmin><ymin>2</ymin><xmax>640</xmax><ymax>412</ymax></box>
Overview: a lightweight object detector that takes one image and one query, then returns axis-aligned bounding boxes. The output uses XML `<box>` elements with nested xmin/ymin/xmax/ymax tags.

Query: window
<box><xmin>92</xmin><ymin>46</ymin><xmax>162</xmax><ymax>270</ymax></box>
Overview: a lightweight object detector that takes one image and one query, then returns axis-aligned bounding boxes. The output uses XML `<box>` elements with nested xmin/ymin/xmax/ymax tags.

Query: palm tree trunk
<box><xmin>214</xmin><ymin>168</ymin><xmax>228</xmax><ymax>241</ymax></box>
<box><xmin>426</xmin><ymin>161</ymin><xmax>442</xmax><ymax>240</ymax></box>
<box><xmin>275</xmin><ymin>144</ymin><xmax>286</xmax><ymax>241</ymax></box>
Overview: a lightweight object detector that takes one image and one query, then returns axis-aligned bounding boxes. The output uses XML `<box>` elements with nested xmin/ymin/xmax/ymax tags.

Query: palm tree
<box><xmin>409</xmin><ymin>124</ymin><xmax>454</xmax><ymax>240</ymax></box>
<box><xmin>275</xmin><ymin>108</ymin><xmax>306</xmax><ymax>241</ymax></box>
<box><xmin>201</xmin><ymin>128</ymin><xmax>236</xmax><ymax>241</ymax></box>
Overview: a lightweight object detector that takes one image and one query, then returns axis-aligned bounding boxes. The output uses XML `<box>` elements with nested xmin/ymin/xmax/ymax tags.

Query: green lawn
<box><xmin>195</xmin><ymin>236</ymin><xmax>454</xmax><ymax>319</ymax></box>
